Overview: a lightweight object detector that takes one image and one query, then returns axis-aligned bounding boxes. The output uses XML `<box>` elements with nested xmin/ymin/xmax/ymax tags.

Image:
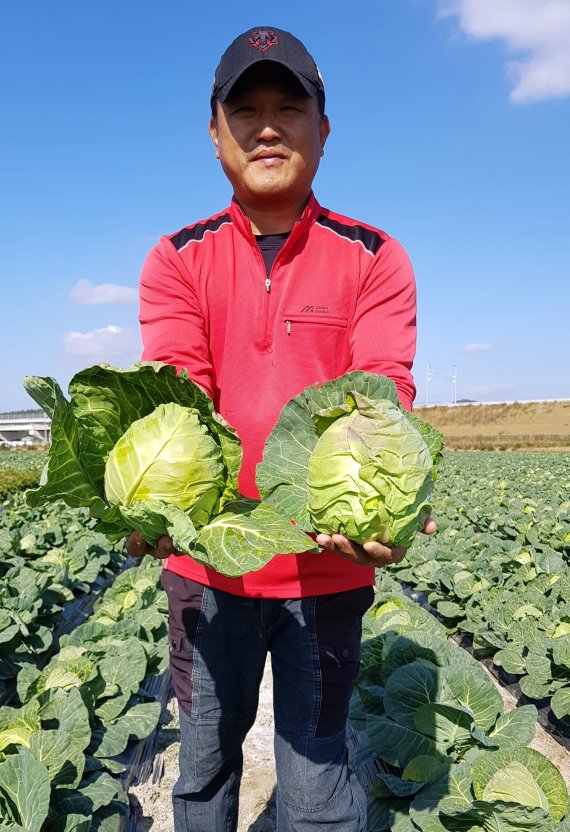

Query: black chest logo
<box><xmin>300</xmin><ymin>305</ymin><xmax>330</xmax><ymax>315</ymax></box>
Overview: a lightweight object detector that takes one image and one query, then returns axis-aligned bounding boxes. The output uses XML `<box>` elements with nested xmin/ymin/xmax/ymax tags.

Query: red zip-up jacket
<box><xmin>139</xmin><ymin>193</ymin><xmax>417</xmax><ymax>597</ymax></box>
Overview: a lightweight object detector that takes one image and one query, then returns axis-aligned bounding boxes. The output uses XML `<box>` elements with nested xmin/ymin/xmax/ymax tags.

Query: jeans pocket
<box><xmin>169</xmin><ymin>635</ymin><xmax>195</xmax><ymax>717</ymax></box>
<box><xmin>314</xmin><ymin>587</ymin><xmax>373</xmax><ymax>737</ymax></box>
<box><xmin>317</xmin><ymin>641</ymin><xmax>362</xmax><ymax>737</ymax></box>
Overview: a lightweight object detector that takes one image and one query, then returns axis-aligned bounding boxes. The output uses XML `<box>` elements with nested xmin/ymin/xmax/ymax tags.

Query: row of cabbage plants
<box><xmin>0</xmin><ymin>556</ymin><xmax>168</xmax><ymax>831</ymax></box>
<box><xmin>388</xmin><ymin>451</ymin><xmax>570</xmax><ymax>721</ymax></box>
<box><xmin>0</xmin><ymin>449</ymin><xmax>46</xmax><ymax>500</ymax></box>
<box><xmin>425</xmin><ymin>451</ymin><xmax>569</xmax><ymax>553</ymax></box>
<box><xmin>0</xmin><ymin>449</ymin><xmax>47</xmax><ymax>472</ymax></box>
<box><xmin>0</xmin><ymin>495</ymin><xmax>125</xmax><ymax>698</ymax></box>
<box><xmin>351</xmin><ymin>572</ymin><xmax>569</xmax><ymax>831</ymax></box>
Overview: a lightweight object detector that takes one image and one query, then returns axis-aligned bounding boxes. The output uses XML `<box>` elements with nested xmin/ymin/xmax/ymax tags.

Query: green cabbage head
<box><xmin>105</xmin><ymin>402</ymin><xmax>225</xmax><ymax>528</ymax></box>
<box><xmin>257</xmin><ymin>373</ymin><xmax>443</xmax><ymax>550</ymax></box>
<box><xmin>307</xmin><ymin>398</ymin><xmax>433</xmax><ymax>547</ymax></box>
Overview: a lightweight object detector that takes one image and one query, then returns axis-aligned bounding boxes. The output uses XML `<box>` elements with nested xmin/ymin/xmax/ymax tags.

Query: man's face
<box><xmin>209</xmin><ymin>63</ymin><xmax>330</xmax><ymax>211</ymax></box>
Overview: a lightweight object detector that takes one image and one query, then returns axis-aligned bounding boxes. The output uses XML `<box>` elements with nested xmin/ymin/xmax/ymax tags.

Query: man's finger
<box><xmin>126</xmin><ymin>532</ymin><xmax>174</xmax><ymax>560</ymax></box>
<box><xmin>387</xmin><ymin>546</ymin><xmax>407</xmax><ymax>564</ymax></box>
<box><xmin>362</xmin><ymin>540</ymin><xmax>406</xmax><ymax>566</ymax></box>
<box><xmin>316</xmin><ymin>532</ymin><xmax>370</xmax><ymax>563</ymax></box>
<box><xmin>126</xmin><ymin>531</ymin><xmax>149</xmax><ymax>558</ymax></box>
<box><xmin>155</xmin><ymin>536</ymin><xmax>175</xmax><ymax>559</ymax></box>
<box><xmin>422</xmin><ymin>516</ymin><xmax>437</xmax><ymax>535</ymax></box>
<box><xmin>316</xmin><ymin>531</ymin><xmax>407</xmax><ymax>568</ymax></box>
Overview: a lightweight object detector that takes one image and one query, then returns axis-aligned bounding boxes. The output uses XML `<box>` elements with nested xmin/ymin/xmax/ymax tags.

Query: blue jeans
<box><xmin>161</xmin><ymin>571</ymin><xmax>373</xmax><ymax>832</ymax></box>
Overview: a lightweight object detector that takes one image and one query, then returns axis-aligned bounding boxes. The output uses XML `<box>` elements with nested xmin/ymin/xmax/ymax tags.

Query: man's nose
<box><xmin>257</xmin><ymin>121</ymin><xmax>281</xmax><ymax>142</ymax></box>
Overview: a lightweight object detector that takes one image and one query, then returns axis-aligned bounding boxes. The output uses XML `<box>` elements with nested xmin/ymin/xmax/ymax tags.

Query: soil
<box><xmin>129</xmin><ymin>655</ymin><xmax>569</xmax><ymax>829</ymax></box>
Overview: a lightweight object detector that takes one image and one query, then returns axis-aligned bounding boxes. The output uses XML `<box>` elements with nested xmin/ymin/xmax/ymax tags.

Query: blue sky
<box><xmin>1</xmin><ymin>0</ymin><xmax>569</xmax><ymax>411</ymax></box>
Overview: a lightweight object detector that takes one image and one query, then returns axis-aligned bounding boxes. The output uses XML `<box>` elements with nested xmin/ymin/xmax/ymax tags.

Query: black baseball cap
<box><xmin>211</xmin><ymin>27</ymin><xmax>325</xmax><ymax>106</ymax></box>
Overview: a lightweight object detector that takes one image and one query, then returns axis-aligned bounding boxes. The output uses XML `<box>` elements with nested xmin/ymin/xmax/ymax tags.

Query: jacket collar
<box><xmin>229</xmin><ymin>192</ymin><xmax>321</xmax><ymax>245</ymax></box>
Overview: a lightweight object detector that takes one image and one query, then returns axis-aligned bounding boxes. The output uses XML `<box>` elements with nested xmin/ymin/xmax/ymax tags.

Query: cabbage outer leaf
<box><xmin>193</xmin><ymin>499</ymin><xmax>319</xmax><ymax>577</ymax></box>
<box><xmin>551</xmin><ymin>686</ymin><xmax>570</xmax><ymax>719</ymax></box>
<box><xmin>402</xmin><ymin>754</ymin><xmax>453</xmax><ymax>784</ymax></box>
<box><xmin>117</xmin><ymin>500</ymin><xmax>198</xmax><ymax>551</ymax></box>
<box><xmin>0</xmin><ymin>750</ymin><xmax>51</xmax><ymax>832</ymax></box>
<box><xmin>366</xmin><ymin>713</ymin><xmax>441</xmax><ymax>769</ymax></box>
<box><xmin>408</xmin><ymin>762</ymin><xmax>474</xmax><ymax>831</ymax></box>
<box><xmin>116</xmin><ymin>498</ymin><xmax>317</xmax><ymax>576</ymax></box>
<box><xmin>23</xmin><ymin>377</ymin><xmax>108</xmax><ymax>517</ymax></box>
<box><xmin>440</xmin><ymin>664</ymin><xmax>503</xmax><ymax>732</ymax></box>
<box><xmin>440</xmin><ymin>800</ymin><xmax>551</xmax><ymax>830</ymax></box>
<box><xmin>487</xmin><ymin>706</ymin><xmax>538</xmax><ymax>748</ymax></box>
<box><xmin>383</xmin><ymin>659</ymin><xmax>441</xmax><ymax>729</ymax></box>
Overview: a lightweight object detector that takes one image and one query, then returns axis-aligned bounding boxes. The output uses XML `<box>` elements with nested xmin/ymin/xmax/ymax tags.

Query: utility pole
<box><xmin>451</xmin><ymin>364</ymin><xmax>458</xmax><ymax>405</ymax></box>
<box><xmin>426</xmin><ymin>362</ymin><xmax>432</xmax><ymax>407</ymax></box>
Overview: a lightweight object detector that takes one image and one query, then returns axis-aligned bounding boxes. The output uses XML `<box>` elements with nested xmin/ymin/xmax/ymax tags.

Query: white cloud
<box><xmin>64</xmin><ymin>325</ymin><xmax>141</xmax><ymax>365</ymax></box>
<box><xmin>438</xmin><ymin>0</ymin><xmax>570</xmax><ymax>102</ymax></box>
<box><xmin>70</xmin><ymin>279</ymin><xmax>138</xmax><ymax>305</ymax></box>
<box><xmin>463</xmin><ymin>342</ymin><xmax>493</xmax><ymax>352</ymax></box>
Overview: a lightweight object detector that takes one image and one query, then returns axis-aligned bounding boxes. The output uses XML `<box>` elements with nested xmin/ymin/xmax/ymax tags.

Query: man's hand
<box><xmin>126</xmin><ymin>531</ymin><xmax>175</xmax><ymax>561</ymax></box>
<box><xmin>315</xmin><ymin>516</ymin><xmax>437</xmax><ymax>568</ymax></box>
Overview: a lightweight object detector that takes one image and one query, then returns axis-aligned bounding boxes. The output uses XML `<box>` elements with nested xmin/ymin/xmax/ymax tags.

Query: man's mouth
<box><xmin>251</xmin><ymin>149</ymin><xmax>287</xmax><ymax>164</ymax></box>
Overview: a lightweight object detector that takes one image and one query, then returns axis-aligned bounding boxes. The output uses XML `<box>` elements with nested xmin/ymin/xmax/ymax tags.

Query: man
<box><xmin>129</xmin><ymin>26</ymin><xmax>435</xmax><ymax>832</ymax></box>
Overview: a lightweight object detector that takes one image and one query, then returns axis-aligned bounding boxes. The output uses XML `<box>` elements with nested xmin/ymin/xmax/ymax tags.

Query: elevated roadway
<box><xmin>0</xmin><ymin>410</ymin><xmax>50</xmax><ymax>444</ymax></box>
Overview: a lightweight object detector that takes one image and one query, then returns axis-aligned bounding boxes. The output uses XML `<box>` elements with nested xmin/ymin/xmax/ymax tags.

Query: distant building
<box><xmin>0</xmin><ymin>409</ymin><xmax>50</xmax><ymax>445</ymax></box>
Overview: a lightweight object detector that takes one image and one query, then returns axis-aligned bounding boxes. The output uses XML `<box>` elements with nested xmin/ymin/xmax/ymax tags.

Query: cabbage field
<box><xmin>357</xmin><ymin>450</ymin><xmax>570</xmax><ymax>830</ymax></box>
<box><xmin>0</xmin><ymin>449</ymin><xmax>569</xmax><ymax>830</ymax></box>
<box><xmin>0</xmin><ymin>448</ymin><xmax>46</xmax><ymax>501</ymax></box>
<box><xmin>0</xmin><ymin>490</ymin><xmax>168</xmax><ymax>831</ymax></box>
<box><xmin>387</xmin><ymin>452</ymin><xmax>570</xmax><ymax>723</ymax></box>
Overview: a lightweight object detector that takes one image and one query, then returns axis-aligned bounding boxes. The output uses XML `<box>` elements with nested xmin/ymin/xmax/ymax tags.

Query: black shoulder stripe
<box><xmin>316</xmin><ymin>215</ymin><xmax>384</xmax><ymax>256</ymax></box>
<box><xmin>171</xmin><ymin>214</ymin><xmax>231</xmax><ymax>251</ymax></box>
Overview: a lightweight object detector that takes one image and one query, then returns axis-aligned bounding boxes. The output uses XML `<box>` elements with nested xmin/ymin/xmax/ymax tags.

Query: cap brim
<box><xmin>214</xmin><ymin>59</ymin><xmax>319</xmax><ymax>103</ymax></box>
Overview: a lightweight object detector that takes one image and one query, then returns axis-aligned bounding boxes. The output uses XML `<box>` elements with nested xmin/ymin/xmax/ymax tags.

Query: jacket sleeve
<box><xmin>347</xmin><ymin>236</ymin><xmax>417</xmax><ymax>411</ymax></box>
<box><xmin>138</xmin><ymin>238</ymin><xmax>215</xmax><ymax>399</ymax></box>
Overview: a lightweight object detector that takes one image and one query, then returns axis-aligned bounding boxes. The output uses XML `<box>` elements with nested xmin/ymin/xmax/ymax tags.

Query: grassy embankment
<box><xmin>415</xmin><ymin>399</ymin><xmax>570</xmax><ymax>451</ymax></box>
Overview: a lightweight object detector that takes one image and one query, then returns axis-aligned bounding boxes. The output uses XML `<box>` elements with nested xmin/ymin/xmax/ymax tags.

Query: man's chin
<box><xmin>249</xmin><ymin>173</ymin><xmax>290</xmax><ymax>193</ymax></box>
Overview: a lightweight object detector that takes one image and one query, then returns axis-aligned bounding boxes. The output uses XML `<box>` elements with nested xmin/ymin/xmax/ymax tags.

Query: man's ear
<box><xmin>319</xmin><ymin>115</ymin><xmax>331</xmax><ymax>156</ymax></box>
<box><xmin>209</xmin><ymin>116</ymin><xmax>220</xmax><ymax>159</ymax></box>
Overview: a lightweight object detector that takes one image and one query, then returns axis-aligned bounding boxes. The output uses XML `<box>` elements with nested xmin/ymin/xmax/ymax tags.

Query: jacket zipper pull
<box><xmin>286</xmin><ymin>320</ymin><xmax>291</xmax><ymax>335</ymax></box>
<box><xmin>265</xmin><ymin>278</ymin><xmax>271</xmax><ymax>293</ymax></box>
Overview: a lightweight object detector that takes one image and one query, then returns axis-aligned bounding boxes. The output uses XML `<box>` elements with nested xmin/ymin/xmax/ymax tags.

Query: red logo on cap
<box><xmin>249</xmin><ymin>29</ymin><xmax>278</xmax><ymax>51</ymax></box>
